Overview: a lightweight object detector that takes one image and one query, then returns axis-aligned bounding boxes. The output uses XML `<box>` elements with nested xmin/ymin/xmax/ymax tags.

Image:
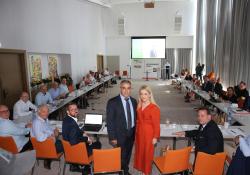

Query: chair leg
<box><xmin>90</xmin><ymin>164</ymin><xmax>94</xmax><ymax>175</ymax></box>
<box><xmin>63</xmin><ymin>163</ymin><xmax>66</xmax><ymax>175</ymax></box>
<box><xmin>58</xmin><ymin>159</ymin><xmax>61</xmax><ymax>175</ymax></box>
<box><xmin>31</xmin><ymin>161</ymin><xmax>36</xmax><ymax>175</ymax></box>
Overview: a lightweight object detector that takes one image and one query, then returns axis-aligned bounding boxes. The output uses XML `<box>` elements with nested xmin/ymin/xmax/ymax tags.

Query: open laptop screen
<box><xmin>85</xmin><ymin>114</ymin><xmax>102</xmax><ymax>125</ymax></box>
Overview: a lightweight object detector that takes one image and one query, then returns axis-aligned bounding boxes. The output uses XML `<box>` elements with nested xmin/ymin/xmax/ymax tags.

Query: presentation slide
<box><xmin>132</xmin><ymin>37</ymin><xmax>166</xmax><ymax>59</ymax></box>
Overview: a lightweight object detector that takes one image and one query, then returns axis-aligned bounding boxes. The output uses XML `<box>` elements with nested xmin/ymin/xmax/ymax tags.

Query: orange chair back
<box><xmin>194</xmin><ymin>152</ymin><xmax>226</xmax><ymax>175</ymax></box>
<box><xmin>122</xmin><ymin>70</ymin><xmax>128</xmax><ymax>76</ymax></box>
<box><xmin>163</xmin><ymin>146</ymin><xmax>192</xmax><ymax>173</ymax></box>
<box><xmin>0</xmin><ymin>136</ymin><xmax>18</xmax><ymax>154</ymax></box>
<box><xmin>31</xmin><ymin>137</ymin><xmax>58</xmax><ymax>159</ymax></box>
<box><xmin>93</xmin><ymin>147</ymin><xmax>121</xmax><ymax>173</ymax></box>
<box><xmin>62</xmin><ymin>140</ymin><xmax>90</xmax><ymax>165</ymax></box>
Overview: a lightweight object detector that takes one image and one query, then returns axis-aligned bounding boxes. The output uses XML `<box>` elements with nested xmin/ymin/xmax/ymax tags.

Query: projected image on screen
<box><xmin>131</xmin><ymin>37</ymin><xmax>166</xmax><ymax>59</ymax></box>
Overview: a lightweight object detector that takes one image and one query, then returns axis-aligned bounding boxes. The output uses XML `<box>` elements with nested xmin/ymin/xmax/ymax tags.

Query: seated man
<box><xmin>174</xmin><ymin>107</ymin><xmax>224</xmax><ymax>156</ymax></box>
<box><xmin>0</xmin><ymin>105</ymin><xmax>32</xmax><ymax>152</ymax></box>
<box><xmin>59</xmin><ymin>78</ymin><xmax>69</xmax><ymax>98</ymax></box>
<box><xmin>227</xmin><ymin>135</ymin><xmax>250</xmax><ymax>175</ymax></box>
<box><xmin>79</xmin><ymin>76</ymin><xmax>86</xmax><ymax>89</ymax></box>
<box><xmin>48</xmin><ymin>82</ymin><xmax>61</xmax><ymax>100</ymax></box>
<box><xmin>62</xmin><ymin>103</ymin><xmax>101</xmax><ymax>172</ymax></box>
<box><xmin>236</xmin><ymin>81</ymin><xmax>249</xmax><ymax>109</ymax></box>
<box><xmin>103</xmin><ymin>68</ymin><xmax>110</xmax><ymax>76</ymax></box>
<box><xmin>13</xmin><ymin>92</ymin><xmax>37</xmax><ymax>122</ymax></box>
<box><xmin>31</xmin><ymin>104</ymin><xmax>63</xmax><ymax>169</ymax></box>
<box><xmin>222</xmin><ymin>87</ymin><xmax>238</xmax><ymax>103</ymax></box>
<box><xmin>201</xmin><ymin>75</ymin><xmax>214</xmax><ymax>93</ymax></box>
<box><xmin>35</xmin><ymin>84</ymin><xmax>53</xmax><ymax>106</ymax></box>
<box><xmin>214</xmin><ymin>78</ymin><xmax>223</xmax><ymax>96</ymax></box>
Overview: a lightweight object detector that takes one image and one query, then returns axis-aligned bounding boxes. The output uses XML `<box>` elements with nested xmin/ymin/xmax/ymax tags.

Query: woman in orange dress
<box><xmin>134</xmin><ymin>85</ymin><xmax>160</xmax><ymax>175</ymax></box>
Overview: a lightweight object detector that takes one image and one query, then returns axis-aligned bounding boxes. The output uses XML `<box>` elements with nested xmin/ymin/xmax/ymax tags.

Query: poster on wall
<box><xmin>29</xmin><ymin>54</ymin><xmax>42</xmax><ymax>83</ymax></box>
<box><xmin>48</xmin><ymin>55</ymin><xmax>58</xmax><ymax>77</ymax></box>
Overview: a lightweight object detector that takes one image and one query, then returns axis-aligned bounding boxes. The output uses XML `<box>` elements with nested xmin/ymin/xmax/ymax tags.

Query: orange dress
<box><xmin>134</xmin><ymin>103</ymin><xmax>160</xmax><ymax>174</ymax></box>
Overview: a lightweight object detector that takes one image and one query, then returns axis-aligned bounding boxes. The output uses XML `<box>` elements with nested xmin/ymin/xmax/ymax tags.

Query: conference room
<box><xmin>0</xmin><ymin>0</ymin><xmax>250</xmax><ymax>175</ymax></box>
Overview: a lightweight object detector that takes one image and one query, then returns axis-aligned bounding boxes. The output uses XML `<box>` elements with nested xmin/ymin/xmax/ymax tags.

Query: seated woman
<box><xmin>222</xmin><ymin>87</ymin><xmax>238</xmax><ymax>103</ymax></box>
<box><xmin>79</xmin><ymin>76</ymin><xmax>86</xmax><ymax>89</ymax></box>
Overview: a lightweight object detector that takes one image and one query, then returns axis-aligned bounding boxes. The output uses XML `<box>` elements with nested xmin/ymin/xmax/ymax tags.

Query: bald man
<box><xmin>0</xmin><ymin>105</ymin><xmax>32</xmax><ymax>152</ymax></box>
<box><xmin>35</xmin><ymin>84</ymin><xmax>53</xmax><ymax>106</ymax></box>
<box><xmin>31</xmin><ymin>104</ymin><xmax>63</xmax><ymax>169</ymax></box>
<box><xmin>13</xmin><ymin>92</ymin><xmax>37</xmax><ymax>121</ymax></box>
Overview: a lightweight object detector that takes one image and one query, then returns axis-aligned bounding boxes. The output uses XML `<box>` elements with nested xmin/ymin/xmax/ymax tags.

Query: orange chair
<box><xmin>153</xmin><ymin>146</ymin><xmax>192</xmax><ymax>174</ymax></box>
<box><xmin>0</xmin><ymin>136</ymin><xmax>18</xmax><ymax>154</ymax></box>
<box><xmin>191</xmin><ymin>152</ymin><xmax>226</xmax><ymax>175</ymax></box>
<box><xmin>122</xmin><ymin>70</ymin><xmax>128</xmax><ymax>78</ymax></box>
<box><xmin>62</xmin><ymin>140</ymin><xmax>92</xmax><ymax>175</ymax></box>
<box><xmin>93</xmin><ymin>147</ymin><xmax>123</xmax><ymax>174</ymax></box>
<box><xmin>31</xmin><ymin>137</ymin><xmax>63</xmax><ymax>174</ymax></box>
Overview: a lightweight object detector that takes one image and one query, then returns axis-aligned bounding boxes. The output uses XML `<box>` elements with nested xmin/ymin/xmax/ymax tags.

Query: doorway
<box><xmin>0</xmin><ymin>49</ymin><xmax>28</xmax><ymax>110</ymax></box>
<box><xmin>97</xmin><ymin>55</ymin><xmax>104</xmax><ymax>72</ymax></box>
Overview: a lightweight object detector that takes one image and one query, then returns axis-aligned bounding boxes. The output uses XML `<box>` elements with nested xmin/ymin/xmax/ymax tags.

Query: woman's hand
<box><xmin>152</xmin><ymin>138</ymin><xmax>157</xmax><ymax>145</ymax></box>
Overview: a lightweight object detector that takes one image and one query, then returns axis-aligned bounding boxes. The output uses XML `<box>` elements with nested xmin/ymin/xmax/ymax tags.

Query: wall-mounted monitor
<box><xmin>131</xmin><ymin>36</ymin><xmax>166</xmax><ymax>59</ymax></box>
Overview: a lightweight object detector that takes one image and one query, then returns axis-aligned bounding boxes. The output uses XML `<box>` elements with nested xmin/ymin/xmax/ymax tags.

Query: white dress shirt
<box><xmin>31</xmin><ymin>115</ymin><xmax>54</xmax><ymax>142</ymax></box>
<box><xmin>13</xmin><ymin>99</ymin><xmax>37</xmax><ymax>120</ymax></box>
<box><xmin>0</xmin><ymin>118</ymin><xmax>30</xmax><ymax>151</ymax></box>
<box><xmin>59</xmin><ymin>84</ymin><xmax>69</xmax><ymax>95</ymax></box>
<box><xmin>239</xmin><ymin>135</ymin><xmax>250</xmax><ymax>157</ymax></box>
<box><xmin>35</xmin><ymin>92</ymin><xmax>53</xmax><ymax>106</ymax></box>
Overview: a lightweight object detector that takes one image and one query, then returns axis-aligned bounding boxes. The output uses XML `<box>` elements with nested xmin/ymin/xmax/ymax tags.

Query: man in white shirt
<box><xmin>103</xmin><ymin>68</ymin><xmax>110</xmax><ymax>76</ymax></box>
<box><xmin>13</xmin><ymin>92</ymin><xmax>37</xmax><ymax>122</ymax></box>
<box><xmin>59</xmin><ymin>78</ymin><xmax>69</xmax><ymax>97</ymax></box>
<box><xmin>0</xmin><ymin>105</ymin><xmax>32</xmax><ymax>152</ymax></box>
<box><xmin>35</xmin><ymin>84</ymin><xmax>53</xmax><ymax>106</ymax></box>
<box><xmin>48</xmin><ymin>82</ymin><xmax>61</xmax><ymax>100</ymax></box>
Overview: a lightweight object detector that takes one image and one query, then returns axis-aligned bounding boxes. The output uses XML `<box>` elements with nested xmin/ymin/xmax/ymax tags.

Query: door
<box><xmin>0</xmin><ymin>52</ymin><xmax>28</xmax><ymax>109</ymax></box>
<box><xmin>97</xmin><ymin>55</ymin><xmax>104</xmax><ymax>72</ymax></box>
<box><xmin>106</xmin><ymin>56</ymin><xmax>120</xmax><ymax>73</ymax></box>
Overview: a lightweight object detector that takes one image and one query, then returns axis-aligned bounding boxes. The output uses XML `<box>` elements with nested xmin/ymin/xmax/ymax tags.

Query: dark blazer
<box><xmin>62</xmin><ymin>116</ymin><xmax>88</xmax><ymax>145</ymax></box>
<box><xmin>201</xmin><ymin>81</ymin><xmax>214</xmax><ymax>92</ymax></box>
<box><xmin>185</xmin><ymin>120</ymin><xmax>224</xmax><ymax>155</ymax></box>
<box><xmin>106</xmin><ymin>95</ymin><xmax>137</xmax><ymax>145</ymax></box>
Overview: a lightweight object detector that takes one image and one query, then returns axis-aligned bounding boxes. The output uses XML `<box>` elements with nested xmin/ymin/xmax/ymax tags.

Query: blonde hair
<box><xmin>138</xmin><ymin>85</ymin><xmax>158</xmax><ymax>109</ymax></box>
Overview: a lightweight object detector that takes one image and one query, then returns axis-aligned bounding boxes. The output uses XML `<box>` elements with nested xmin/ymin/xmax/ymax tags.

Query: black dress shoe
<box><xmin>70</xmin><ymin>164</ymin><xmax>82</xmax><ymax>172</ymax></box>
<box><xmin>82</xmin><ymin>165</ymin><xmax>91</xmax><ymax>174</ymax></box>
<box><xmin>44</xmin><ymin>160</ymin><xmax>51</xmax><ymax>169</ymax></box>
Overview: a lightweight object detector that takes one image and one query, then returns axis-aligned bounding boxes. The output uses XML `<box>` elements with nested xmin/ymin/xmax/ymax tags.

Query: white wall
<box><xmin>104</xmin><ymin>1</ymin><xmax>196</xmax><ymax>78</ymax></box>
<box><xmin>0</xmin><ymin>0</ymin><xmax>106</xmax><ymax>83</ymax></box>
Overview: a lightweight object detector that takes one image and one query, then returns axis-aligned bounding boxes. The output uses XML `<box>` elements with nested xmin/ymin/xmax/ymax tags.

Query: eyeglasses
<box><xmin>0</xmin><ymin>109</ymin><xmax>9</xmax><ymax>113</ymax></box>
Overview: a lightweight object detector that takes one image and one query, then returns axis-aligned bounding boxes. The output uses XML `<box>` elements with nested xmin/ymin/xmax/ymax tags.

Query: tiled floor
<box><xmin>32</xmin><ymin>79</ymin><xmax>201</xmax><ymax>175</ymax></box>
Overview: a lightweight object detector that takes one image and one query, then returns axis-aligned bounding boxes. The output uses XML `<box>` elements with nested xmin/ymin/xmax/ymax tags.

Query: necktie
<box><xmin>125</xmin><ymin>98</ymin><xmax>132</xmax><ymax>130</ymax></box>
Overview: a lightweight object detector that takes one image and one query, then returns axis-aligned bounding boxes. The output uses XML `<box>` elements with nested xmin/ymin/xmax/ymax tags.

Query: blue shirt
<box><xmin>31</xmin><ymin>115</ymin><xmax>54</xmax><ymax>142</ymax></box>
<box><xmin>59</xmin><ymin>84</ymin><xmax>69</xmax><ymax>95</ymax></box>
<box><xmin>120</xmin><ymin>94</ymin><xmax>135</xmax><ymax>128</ymax></box>
<box><xmin>48</xmin><ymin>88</ymin><xmax>60</xmax><ymax>100</ymax></box>
<box><xmin>239</xmin><ymin>135</ymin><xmax>250</xmax><ymax>157</ymax></box>
<box><xmin>35</xmin><ymin>92</ymin><xmax>53</xmax><ymax>106</ymax></box>
<box><xmin>0</xmin><ymin>118</ymin><xmax>30</xmax><ymax>151</ymax></box>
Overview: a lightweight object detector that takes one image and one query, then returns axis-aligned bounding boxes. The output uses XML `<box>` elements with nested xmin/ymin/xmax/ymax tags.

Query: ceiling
<box><xmin>87</xmin><ymin>0</ymin><xmax>191</xmax><ymax>8</ymax></box>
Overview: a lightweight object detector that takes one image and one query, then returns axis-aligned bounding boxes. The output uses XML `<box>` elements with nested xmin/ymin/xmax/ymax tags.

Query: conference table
<box><xmin>13</xmin><ymin>75</ymin><xmax>114</xmax><ymax>123</ymax></box>
<box><xmin>49</xmin><ymin>120</ymin><xmax>250</xmax><ymax>149</ymax></box>
<box><xmin>180</xmin><ymin>79</ymin><xmax>250</xmax><ymax>126</ymax></box>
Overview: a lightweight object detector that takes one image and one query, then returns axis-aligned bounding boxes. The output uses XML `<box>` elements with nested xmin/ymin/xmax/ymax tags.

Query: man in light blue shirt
<box><xmin>0</xmin><ymin>105</ymin><xmax>32</xmax><ymax>152</ymax></box>
<box><xmin>31</xmin><ymin>104</ymin><xmax>63</xmax><ymax>169</ymax></box>
<box><xmin>239</xmin><ymin>135</ymin><xmax>250</xmax><ymax>157</ymax></box>
<box><xmin>35</xmin><ymin>84</ymin><xmax>53</xmax><ymax>106</ymax></box>
<box><xmin>48</xmin><ymin>82</ymin><xmax>61</xmax><ymax>100</ymax></box>
<box><xmin>59</xmin><ymin>78</ymin><xmax>69</xmax><ymax>97</ymax></box>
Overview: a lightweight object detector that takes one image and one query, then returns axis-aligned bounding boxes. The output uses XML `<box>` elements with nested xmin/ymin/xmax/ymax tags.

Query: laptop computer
<box><xmin>83</xmin><ymin>113</ymin><xmax>103</xmax><ymax>132</ymax></box>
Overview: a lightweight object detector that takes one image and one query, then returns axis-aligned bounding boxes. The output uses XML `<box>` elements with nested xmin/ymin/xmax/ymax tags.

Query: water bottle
<box><xmin>227</xmin><ymin>103</ymin><xmax>233</xmax><ymax>125</ymax></box>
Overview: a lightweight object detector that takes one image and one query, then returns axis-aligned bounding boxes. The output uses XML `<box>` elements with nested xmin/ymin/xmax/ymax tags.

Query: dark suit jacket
<box><xmin>185</xmin><ymin>120</ymin><xmax>224</xmax><ymax>155</ymax></box>
<box><xmin>62</xmin><ymin>116</ymin><xmax>88</xmax><ymax>145</ymax></box>
<box><xmin>106</xmin><ymin>95</ymin><xmax>137</xmax><ymax>145</ymax></box>
<box><xmin>201</xmin><ymin>81</ymin><xmax>214</xmax><ymax>92</ymax></box>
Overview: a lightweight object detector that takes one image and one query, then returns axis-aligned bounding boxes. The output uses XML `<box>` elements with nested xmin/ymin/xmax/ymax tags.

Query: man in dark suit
<box><xmin>62</xmin><ymin>103</ymin><xmax>101</xmax><ymax>172</ymax></box>
<box><xmin>201</xmin><ymin>76</ymin><xmax>214</xmax><ymax>93</ymax></box>
<box><xmin>174</xmin><ymin>107</ymin><xmax>224</xmax><ymax>155</ymax></box>
<box><xmin>106</xmin><ymin>80</ymin><xmax>137</xmax><ymax>175</ymax></box>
